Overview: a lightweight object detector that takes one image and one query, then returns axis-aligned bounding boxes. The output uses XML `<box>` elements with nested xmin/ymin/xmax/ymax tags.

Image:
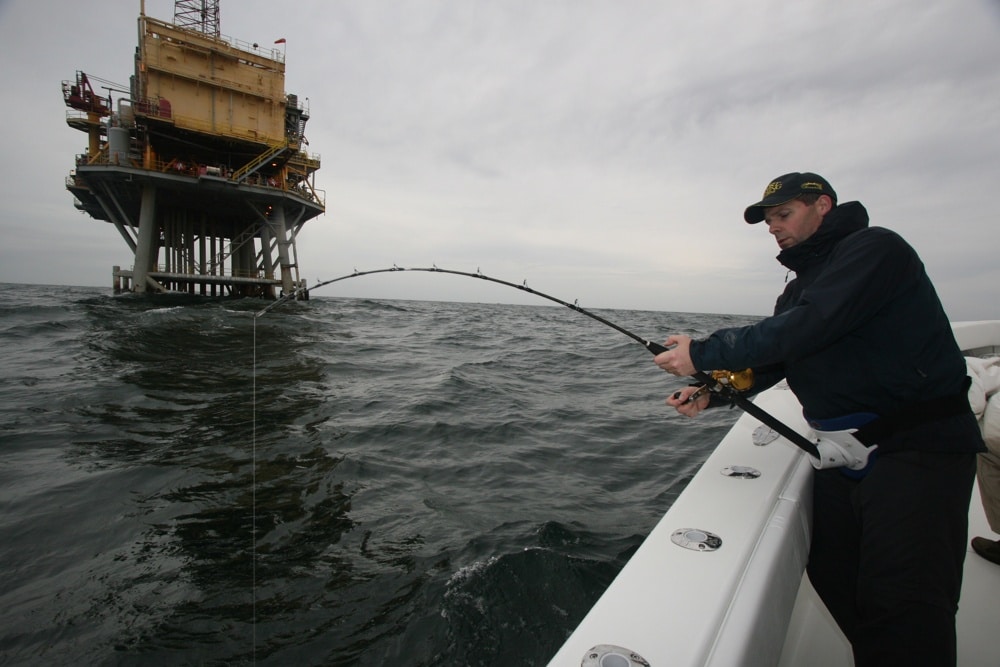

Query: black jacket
<box><xmin>690</xmin><ymin>202</ymin><xmax>984</xmax><ymax>452</ymax></box>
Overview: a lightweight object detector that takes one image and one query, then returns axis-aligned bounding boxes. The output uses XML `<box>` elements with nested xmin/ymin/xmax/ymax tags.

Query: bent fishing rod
<box><xmin>255</xmin><ymin>266</ymin><xmax>820</xmax><ymax>459</ymax></box>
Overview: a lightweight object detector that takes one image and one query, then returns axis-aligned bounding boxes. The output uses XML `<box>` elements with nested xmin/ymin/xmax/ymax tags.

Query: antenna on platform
<box><xmin>174</xmin><ymin>0</ymin><xmax>221</xmax><ymax>37</ymax></box>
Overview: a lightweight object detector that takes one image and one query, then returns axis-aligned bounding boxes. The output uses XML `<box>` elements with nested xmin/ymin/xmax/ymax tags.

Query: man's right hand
<box><xmin>667</xmin><ymin>385</ymin><xmax>711</xmax><ymax>417</ymax></box>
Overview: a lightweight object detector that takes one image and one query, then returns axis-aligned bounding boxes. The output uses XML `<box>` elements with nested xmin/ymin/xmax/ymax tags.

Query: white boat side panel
<box><xmin>953</xmin><ymin>320</ymin><xmax>1000</xmax><ymax>354</ymax></box>
<box><xmin>548</xmin><ymin>387</ymin><xmax>813</xmax><ymax>666</ymax></box>
<box><xmin>777</xmin><ymin>575</ymin><xmax>853</xmax><ymax>667</ymax></box>
<box><xmin>705</xmin><ymin>461</ymin><xmax>812</xmax><ymax>666</ymax></box>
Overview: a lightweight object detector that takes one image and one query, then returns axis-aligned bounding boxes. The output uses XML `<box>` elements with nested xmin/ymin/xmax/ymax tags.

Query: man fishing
<box><xmin>653</xmin><ymin>172</ymin><xmax>985</xmax><ymax>666</ymax></box>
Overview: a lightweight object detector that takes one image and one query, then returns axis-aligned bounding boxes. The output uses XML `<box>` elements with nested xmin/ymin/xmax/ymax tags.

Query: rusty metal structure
<box><xmin>62</xmin><ymin>1</ymin><xmax>323</xmax><ymax>297</ymax></box>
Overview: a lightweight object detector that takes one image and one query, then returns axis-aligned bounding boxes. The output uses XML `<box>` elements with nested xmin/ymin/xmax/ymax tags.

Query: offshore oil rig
<box><xmin>62</xmin><ymin>0</ymin><xmax>323</xmax><ymax>298</ymax></box>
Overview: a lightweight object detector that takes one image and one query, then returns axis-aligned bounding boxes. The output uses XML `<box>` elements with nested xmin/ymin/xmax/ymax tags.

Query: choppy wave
<box><xmin>0</xmin><ymin>283</ymin><xmax>754</xmax><ymax>665</ymax></box>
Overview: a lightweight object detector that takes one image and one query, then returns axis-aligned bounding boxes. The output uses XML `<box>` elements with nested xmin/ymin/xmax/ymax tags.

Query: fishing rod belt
<box><xmin>847</xmin><ymin>376</ymin><xmax>974</xmax><ymax>451</ymax></box>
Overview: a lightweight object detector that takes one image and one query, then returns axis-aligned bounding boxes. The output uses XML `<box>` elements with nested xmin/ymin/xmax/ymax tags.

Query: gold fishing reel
<box><xmin>709</xmin><ymin>368</ymin><xmax>754</xmax><ymax>391</ymax></box>
<box><xmin>682</xmin><ymin>368</ymin><xmax>754</xmax><ymax>404</ymax></box>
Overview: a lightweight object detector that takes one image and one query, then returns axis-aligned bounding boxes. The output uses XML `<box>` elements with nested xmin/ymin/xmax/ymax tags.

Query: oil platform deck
<box><xmin>63</xmin><ymin>4</ymin><xmax>324</xmax><ymax>298</ymax></box>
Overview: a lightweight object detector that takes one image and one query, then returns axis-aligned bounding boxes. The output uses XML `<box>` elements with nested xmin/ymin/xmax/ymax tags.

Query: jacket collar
<box><xmin>777</xmin><ymin>201</ymin><xmax>869</xmax><ymax>272</ymax></box>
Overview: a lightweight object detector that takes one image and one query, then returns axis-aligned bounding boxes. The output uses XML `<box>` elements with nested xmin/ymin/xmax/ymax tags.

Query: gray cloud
<box><xmin>1</xmin><ymin>0</ymin><xmax>998</xmax><ymax>319</ymax></box>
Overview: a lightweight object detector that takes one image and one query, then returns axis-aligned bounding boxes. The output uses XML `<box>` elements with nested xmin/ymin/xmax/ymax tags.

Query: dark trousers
<box><xmin>806</xmin><ymin>450</ymin><xmax>977</xmax><ymax>667</ymax></box>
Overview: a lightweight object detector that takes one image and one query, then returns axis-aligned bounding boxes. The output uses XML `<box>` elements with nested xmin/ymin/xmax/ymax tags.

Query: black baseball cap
<box><xmin>744</xmin><ymin>172</ymin><xmax>837</xmax><ymax>223</ymax></box>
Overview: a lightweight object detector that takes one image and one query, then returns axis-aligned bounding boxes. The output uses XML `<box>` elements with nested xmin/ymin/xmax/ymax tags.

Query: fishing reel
<box><xmin>710</xmin><ymin>368</ymin><xmax>754</xmax><ymax>391</ymax></box>
<box><xmin>682</xmin><ymin>368</ymin><xmax>754</xmax><ymax>404</ymax></box>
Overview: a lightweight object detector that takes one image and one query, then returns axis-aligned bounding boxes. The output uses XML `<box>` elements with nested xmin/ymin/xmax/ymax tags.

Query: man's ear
<box><xmin>817</xmin><ymin>194</ymin><xmax>834</xmax><ymax>215</ymax></box>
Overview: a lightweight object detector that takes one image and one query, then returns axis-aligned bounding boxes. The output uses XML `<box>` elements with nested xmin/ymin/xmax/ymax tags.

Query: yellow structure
<box><xmin>63</xmin><ymin>5</ymin><xmax>323</xmax><ymax>298</ymax></box>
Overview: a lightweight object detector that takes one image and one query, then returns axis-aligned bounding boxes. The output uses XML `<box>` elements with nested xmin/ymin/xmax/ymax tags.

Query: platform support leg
<box><xmin>133</xmin><ymin>184</ymin><xmax>159</xmax><ymax>294</ymax></box>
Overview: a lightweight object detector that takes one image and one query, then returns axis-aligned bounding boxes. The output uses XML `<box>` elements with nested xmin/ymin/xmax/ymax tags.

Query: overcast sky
<box><xmin>1</xmin><ymin>0</ymin><xmax>998</xmax><ymax>318</ymax></box>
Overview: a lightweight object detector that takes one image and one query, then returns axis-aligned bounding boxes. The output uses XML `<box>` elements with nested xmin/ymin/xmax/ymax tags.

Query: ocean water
<box><xmin>0</xmin><ymin>283</ymin><xmax>757</xmax><ymax>666</ymax></box>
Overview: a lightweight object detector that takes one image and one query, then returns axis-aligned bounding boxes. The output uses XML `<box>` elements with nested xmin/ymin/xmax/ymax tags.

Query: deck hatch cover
<box><xmin>582</xmin><ymin>645</ymin><xmax>651</xmax><ymax>667</ymax></box>
<box><xmin>752</xmin><ymin>424</ymin><xmax>780</xmax><ymax>446</ymax></box>
<box><xmin>670</xmin><ymin>528</ymin><xmax>722</xmax><ymax>552</ymax></box>
<box><xmin>721</xmin><ymin>465</ymin><xmax>761</xmax><ymax>479</ymax></box>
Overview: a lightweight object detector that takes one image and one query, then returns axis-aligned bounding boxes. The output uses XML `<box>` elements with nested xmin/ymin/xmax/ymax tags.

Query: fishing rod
<box><xmin>254</xmin><ymin>265</ymin><xmax>820</xmax><ymax>459</ymax></box>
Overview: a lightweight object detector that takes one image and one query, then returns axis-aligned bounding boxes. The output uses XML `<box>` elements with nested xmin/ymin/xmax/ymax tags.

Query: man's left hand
<box><xmin>654</xmin><ymin>335</ymin><xmax>696</xmax><ymax>376</ymax></box>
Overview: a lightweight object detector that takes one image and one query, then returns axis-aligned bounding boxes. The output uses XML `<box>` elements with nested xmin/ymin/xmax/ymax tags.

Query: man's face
<box><xmin>763</xmin><ymin>197</ymin><xmax>830</xmax><ymax>250</ymax></box>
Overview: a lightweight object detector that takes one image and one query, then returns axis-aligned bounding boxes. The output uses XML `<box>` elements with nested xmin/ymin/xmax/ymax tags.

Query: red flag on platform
<box><xmin>274</xmin><ymin>38</ymin><xmax>286</xmax><ymax>44</ymax></box>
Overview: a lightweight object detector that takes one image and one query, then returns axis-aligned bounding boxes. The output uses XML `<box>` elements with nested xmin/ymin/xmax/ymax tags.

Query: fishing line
<box><xmin>252</xmin><ymin>265</ymin><xmax>819</xmax><ymax>458</ymax></box>
<box><xmin>251</xmin><ymin>315</ymin><xmax>258</xmax><ymax>664</ymax></box>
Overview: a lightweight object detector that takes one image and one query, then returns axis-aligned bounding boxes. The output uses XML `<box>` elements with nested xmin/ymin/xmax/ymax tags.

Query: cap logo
<box><xmin>801</xmin><ymin>181</ymin><xmax>825</xmax><ymax>192</ymax></box>
<box><xmin>763</xmin><ymin>181</ymin><xmax>783</xmax><ymax>197</ymax></box>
